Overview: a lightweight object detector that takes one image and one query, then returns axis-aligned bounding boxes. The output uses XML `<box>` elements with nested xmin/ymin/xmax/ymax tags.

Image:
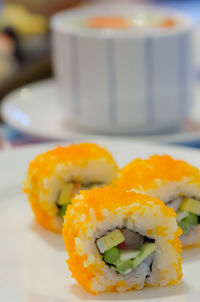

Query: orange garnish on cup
<box><xmin>158</xmin><ymin>18</ymin><xmax>176</xmax><ymax>28</ymax></box>
<box><xmin>86</xmin><ymin>16</ymin><xmax>131</xmax><ymax>29</ymax></box>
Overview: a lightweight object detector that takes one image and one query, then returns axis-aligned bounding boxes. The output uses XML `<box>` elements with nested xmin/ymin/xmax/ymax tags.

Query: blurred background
<box><xmin>0</xmin><ymin>0</ymin><xmax>200</xmax><ymax>148</ymax></box>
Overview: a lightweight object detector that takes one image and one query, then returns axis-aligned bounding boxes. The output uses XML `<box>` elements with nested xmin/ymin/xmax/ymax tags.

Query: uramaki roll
<box><xmin>24</xmin><ymin>143</ymin><xmax>119</xmax><ymax>233</ymax></box>
<box><xmin>63</xmin><ymin>186</ymin><xmax>182</xmax><ymax>294</ymax></box>
<box><xmin>114</xmin><ymin>154</ymin><xmax>200</xmax><ymax>248</ymax></box>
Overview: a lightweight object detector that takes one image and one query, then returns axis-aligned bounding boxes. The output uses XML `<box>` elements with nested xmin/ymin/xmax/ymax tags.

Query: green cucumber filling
<box><xmin>56</xmin><ymin>182</ymin><xmax>102</xmax><ymax>217</ymax></box>
<box><xmin>166</xmin><ymin>196</ymin><xmax>200</xmax><ymax>234</ymax></box>
<box><xmin>96</xmin><ymin>228</ymin><xmax>155</xmax><ymax>275</ymax></box>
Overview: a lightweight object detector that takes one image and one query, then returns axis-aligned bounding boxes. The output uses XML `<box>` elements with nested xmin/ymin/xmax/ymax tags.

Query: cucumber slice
<box><xmin>178</xmin><ymin>221</ymin><xmax>189</xmax><ymax>233</ymax></box>
<box><xmin>178</xmin><ymin>212</ymin><xmax>198</xmax><ymax>233</ymax></box>
<box><xmin>183</xmin><ymin>212</ymin><xmax>198</xmax><ymax>225</ymax></box>
<box><xmin>58</xmin><ymin>183</ymin><xmax>74</xmax><ymax>206</ymax></box>
<box><xmin>103</xmin><ymin>247</ymin><xmax>120</xmax><ymax>264</ymax></box>
<box><xmin>132</xmin><ymin>243</ymin><xmax>156</xmax><ymax>269</ymax></box>
<box><xmin>115</xmin><ymin>259</ymin><xmax>133</xmax><ymax>275</ymax></box>
<box><xmin>96</xmin><ymin>229</ymin><xmax>125</xmax><ymax>253</ymax></box>
<box><xmin>119</xmin><ymin>249</ymin><xmax>140</xmax><ymax>261</ymax></box>
<box><xmin>57</xmin><ymin>203</ymin><xmax>69</xmax><ymax>217</ymax></box>
<box><xmin>177</xmin><ymin>211</ymin><xmax>189</xmax><ymax>222</ymax></box>
<box><xmin>180</xmin><ymin>198</ymin><xmax>200</xmax><ymax>216</ymax></box>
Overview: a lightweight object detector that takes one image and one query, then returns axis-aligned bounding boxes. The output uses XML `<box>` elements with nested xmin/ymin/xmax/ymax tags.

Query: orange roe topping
<box><xmin>114</xmin><ymin>155</ymin><xmax>200</xmax><ymax>192</ymax></box>
<box><xmin>26</xmin><ymin>142</ymin><xmax>118</xmax><ymax>179</ymax></box>
<box><xmin>156</xmin><ymin>226</ymin><xmax>168</xmax><ymax>236</ymax></box>
<box><xmin>67</xmin><ymin>186</ymin><xmax>176</xmax><ymax>222</ymax></box>
<box><xmin>168</xmin><ymin>227</ymin><xmax>183</xmax><ymax>255</ymax></box>
<box><xmin>28</xmin><ymin>195</ymin><xmax>59</xmax><ymax>233</ymax></box>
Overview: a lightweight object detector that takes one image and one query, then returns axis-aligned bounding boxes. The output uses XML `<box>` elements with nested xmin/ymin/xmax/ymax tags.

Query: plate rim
<box><xmin>1</xmin><ymin>78</ymin><xmax>200</xmax><ymax>144</ymax></box>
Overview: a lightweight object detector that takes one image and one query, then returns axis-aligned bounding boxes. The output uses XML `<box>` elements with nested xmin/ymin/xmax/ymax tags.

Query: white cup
<box><xmin>51</xmin><ymin>4</ymin><xmax>194</xmax><ymax>135</ymax></box>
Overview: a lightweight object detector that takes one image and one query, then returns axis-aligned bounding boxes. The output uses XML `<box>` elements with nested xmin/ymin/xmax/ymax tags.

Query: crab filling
<box><xmin>96</xmin><ymin>229</ymin><xmax>155</xmax><ymax>276</ymax></box>
<box><xmin>166</xmin><ymin>196</ymin><xmax>200</xmax><ymax>233</ymax></box>
<box><xmin>56</xmin><ymin>182</ymin><xmax>102</xmax><ymax>217</ymax></box>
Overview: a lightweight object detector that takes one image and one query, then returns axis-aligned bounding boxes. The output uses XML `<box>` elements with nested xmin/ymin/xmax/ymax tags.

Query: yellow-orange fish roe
<box><xmin>26</xmin><ymin>142</ymin><xmax>118</xmax><ymax>179</ymax></box>
<box><xmin>63</xmin><ymin>186</ymin><xmax>182</xmax><ymax>294</ymax></box>
<box><xmin>28</xmin><ymin>195</ymin><xmax>59</xmax><ymax>232</ymax></box>
<box><xmin>114</xmin><ymin>155</ymin><xmax>200</xmax><ymax>191</ymax></box>
<box><xmin>67</xmin><ymin>186</ymin><xmax>176</xmax><ymax>222</ymax></box>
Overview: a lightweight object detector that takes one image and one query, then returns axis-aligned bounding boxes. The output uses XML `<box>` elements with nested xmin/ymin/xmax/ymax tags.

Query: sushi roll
<box><xmin>114</xmin><ymin>155</ymin><xmax>200</xmax><ymax>248</ymax></box>
<box><xmin>63</xmin><ymin>186</ymin><xmax>182</xmax><ymax>294</ymax></box>
<box><xmin>24</xmin><ymin>143</ymin><xmax>119</xmax><ymax>233</ymax></box>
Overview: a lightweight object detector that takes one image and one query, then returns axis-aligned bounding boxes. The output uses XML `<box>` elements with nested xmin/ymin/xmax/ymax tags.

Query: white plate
<box><xmin>2</xmin><ymin>79</ymin><xmax>200</xmax><ymax>144</ymax></box>
<box><xmin>1</xmin><ymin>139</ymin><xmax>200</xmax><ymax>301</ymax></box>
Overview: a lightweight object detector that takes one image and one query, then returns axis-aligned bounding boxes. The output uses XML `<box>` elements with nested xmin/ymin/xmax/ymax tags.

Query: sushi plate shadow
<box><xmin>70</xmin><ymin>282</ymin><xmax>192</xmax><ymax>301</ymax></box>
<box><xmin>29</xmin><ymin>221</ymin><xmax>65</xmax><ymax>251</ymax></box>
<box><xmin>182</xmin><ymin>246</ymin><xmax>200</xmax><ymax>263</ymax></box>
